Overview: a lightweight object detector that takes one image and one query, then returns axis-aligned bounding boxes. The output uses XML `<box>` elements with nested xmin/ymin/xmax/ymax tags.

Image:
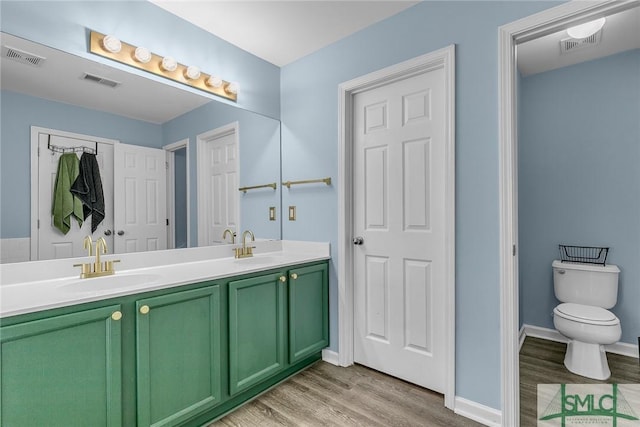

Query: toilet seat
<box><xmin>554</xmin><ymin>303</ymin><xmax>619</xmax><ymax>326</ymax></box>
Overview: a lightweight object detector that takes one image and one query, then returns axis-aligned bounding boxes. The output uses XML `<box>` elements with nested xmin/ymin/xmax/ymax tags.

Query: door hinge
<box><xmin>165</xmin><ymin>161</ymin><xmax>169</xmax><ymax>170</ymax></box>
<box><xmin>166</xmin><ymin>218</ymin><xmax>169</xmax><ymax>226</ymax></box>
<box><xmin>37</xmin><ymin>147</ymin><xmax>40</xmax><ymax>157</ymax></box>
<box><xmin>513</xmin><ymin>244</ymin><xmax>517</xmax><ymax>256</ymax></box>
<box><xmin>37</xmin><ymin>219</ymin><xmax>40</xmax><ymax>229</ymax></box>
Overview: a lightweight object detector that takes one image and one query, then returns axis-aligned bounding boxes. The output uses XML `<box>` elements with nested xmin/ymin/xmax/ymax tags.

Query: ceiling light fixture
<box><xmin>89</xmin><ymin>31</ymin><xmax>237</xmax><ymax>101</ymax></box>
<box><xmin>567</xmin><ymin>17</ymin><xmax>606</xmax><ymax>39</ymax></box>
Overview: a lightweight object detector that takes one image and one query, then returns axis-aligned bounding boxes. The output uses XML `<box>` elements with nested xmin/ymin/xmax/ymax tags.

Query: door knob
<box><xmin>353</xmin><ymin>236</ymin><xmax>364</xmax><ymax>245</ymax></box>
<box><xmin>104</xmin><ymin>229</ymin><xmax>112</xmax><ymax>236</ymax></box>
<box><xmin>117</xmin><ymin>230</ymin><xmax>125</xmax><ymax>236</ymax></box>
<box><xmin>290</xmin><ymin>273</ymin><xmax>298</xmax><ymax>280</ymax></box>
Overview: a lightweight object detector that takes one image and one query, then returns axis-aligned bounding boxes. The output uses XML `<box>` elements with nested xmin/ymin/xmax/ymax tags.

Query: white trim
<box><xmin>521</xmin><ymin>324</ymin><xmax>639</xmax><ymax>359</ymax></box>
<box><xmin>30</xmin><ymin>126</ymin><xmax>118</xmax><ymax>261</ymax></box>
<box><xmin>454</xmin><ymin>396</ymin><xmax>502</xmax><ymax>427</ymax></box>
<box><xmin>519</xmin><ymin>325</ymin><xmax>527</xmax><ymax>351</ymax></box>
<box><xmin>196</xmin><ymin>122</ymin><xmax>239</xmax><ymax>246</ymax></box>
<box><xmin>321</xmin><ymin>349</ymin><xmax>340</xmax><ymax>366</ymax></box>
<box><xmin>164</xmin><ymin>139</ymin><xmax>190</xmax><ymax>249</ymax></box>
<box><xmin>337</xmin><ymin>45</ymin><xmax>456</xmax><ymax>409</ymax></box>
<box><xmin>498</xmin><ymin>2</ymin><xmax>638</xmax><ymax>425</ymax></box>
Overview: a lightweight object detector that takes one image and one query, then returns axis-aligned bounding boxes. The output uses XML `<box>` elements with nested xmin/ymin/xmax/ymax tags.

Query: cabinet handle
<box><xmin>111</xmin><ymin>311</ymin><xmax>122</xmax><ymax>321</ymax></box>
<box><xmin>279</xmin><ymin>276</ymin><xmax>286</xmax><ymax>283</ymax></box>
<box><xmin>139</xmin><ymin>305</ymin><xmax>150</xmax><ymax>315</ymax></box>
<box><xmin>290</xmin><ymin>273</ymin><xmax>298</xmax><ymax>280</ymax></box>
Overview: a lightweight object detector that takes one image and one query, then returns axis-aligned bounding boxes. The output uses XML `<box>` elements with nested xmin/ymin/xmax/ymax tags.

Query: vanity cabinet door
<box><xmin>228</xmin><ymin>271</ymin><xmax>286</xmax><ymax>395</ymax></box>
<box><xmin>0</xmin><ymin>305</ymin><xmax>123</xmax><ymax>427</ymax></box>
<box><xmin>288</xmin><ymin>263</ymin><xmax>329</xmax><ymax>364</ymax></box>
<box><xmin>136</xmin><ymin>285</ymin><xmax>221</xmax><ymax>427</ymax></box>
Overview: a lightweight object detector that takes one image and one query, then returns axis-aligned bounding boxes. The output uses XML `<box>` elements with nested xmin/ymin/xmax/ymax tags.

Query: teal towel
<box><xmin>52</xmin><ymin>153</ymin><xmax>84</xmax><ymax>234</ymax></box>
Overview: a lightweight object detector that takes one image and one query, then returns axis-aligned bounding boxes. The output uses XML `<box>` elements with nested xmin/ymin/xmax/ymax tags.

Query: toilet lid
<box><xmin>554</xmin><ymin>303</ymin><xmax>619</xmax><ymax>325</ymax></box>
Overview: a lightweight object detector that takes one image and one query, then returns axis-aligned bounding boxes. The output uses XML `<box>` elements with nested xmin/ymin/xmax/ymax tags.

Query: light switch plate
<box><xmin>269</xmin><ymin>206</ymin><xmax>276</xmax><ymax>221</ymax></box>
<box><xmin>288</xmin><ymin>206</ymin><xmax>296</xmax><ymax>221</ymax></box>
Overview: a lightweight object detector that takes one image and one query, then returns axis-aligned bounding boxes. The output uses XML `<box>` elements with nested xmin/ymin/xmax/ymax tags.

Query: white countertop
<box><xmin>0</xmin><ymin>240</ymin><xmax>330</xmax><ymax>319</ymax></box>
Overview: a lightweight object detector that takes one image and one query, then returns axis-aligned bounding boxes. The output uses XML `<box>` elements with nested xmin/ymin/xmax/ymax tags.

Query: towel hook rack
<box><xmin>238</xmin><ymin>182</ymin><xmax>277</xmax><ymax>193</ymax></box>
<box><xmin>47</xmin><ymin>135</ymin><xmax>98</xmax><ymax>155</ymax></box>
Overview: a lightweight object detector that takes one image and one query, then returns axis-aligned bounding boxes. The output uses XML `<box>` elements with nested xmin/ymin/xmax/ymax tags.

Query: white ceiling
<box><xmin>149</xmin><ymin>0</ymin><xmax>419</xmax><ymax>67</ymax></box>
<box><xmin>517</xmin><ymin>6</ymin><xmax>640</xmax><ymax>76</ymax></box>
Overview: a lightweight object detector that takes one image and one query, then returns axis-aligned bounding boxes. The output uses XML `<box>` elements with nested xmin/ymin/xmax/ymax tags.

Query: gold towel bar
<box><xmin>282</xmin><ymin>177</ymin><xmax>332</xmax><ymax>189</ymax></box>
<box><xmin>239</xmin><ymin>182</ymin><xmax>277</xmax><ymax>193</ymax></box>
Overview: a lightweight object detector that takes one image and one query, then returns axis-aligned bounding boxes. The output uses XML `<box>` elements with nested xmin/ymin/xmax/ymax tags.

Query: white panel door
<box><xmin>198</xmin><ymin>127</ymin><xmax>239</xmax><ymax>245</ymax></box>
<box><xmin>37</xmin><ymin>133</ymin><xmax>114</xmax><ymax>260</ymax></box>
<box><xmin>353</xmin><ymin>68</ymin><xmax>446</xmax><ymax>392</ymax></box>
<box><xmin>113</xmin><ymin>143</ymin><xmax>167</xmax><ymax>254</ymax></box>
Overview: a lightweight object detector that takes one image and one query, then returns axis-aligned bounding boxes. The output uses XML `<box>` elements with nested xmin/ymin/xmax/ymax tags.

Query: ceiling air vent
<box><xmin>560</xmin><ymin>30</ymin><xmax>602</xmax><ymax>54</ymax></box>
<box><xmin>82</xmin><ymin>73</ymin><xmax>121</xmax><ymax>88</ymax></box>
<box><xmin>1</xmin><ymin>45</ymin><xmax>46</xmax><ymax>67</ymax></box>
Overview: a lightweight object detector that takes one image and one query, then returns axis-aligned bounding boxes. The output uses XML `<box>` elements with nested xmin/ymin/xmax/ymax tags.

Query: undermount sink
<box><xmin>60</xmin><ymin>273</ymin><xmax>162</xmax><ymax>293</ymax></box>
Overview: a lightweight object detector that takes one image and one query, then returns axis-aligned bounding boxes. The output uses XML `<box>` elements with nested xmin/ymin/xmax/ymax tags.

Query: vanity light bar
<box><xmin>89</xmin><ymin>31</ymin><xmax>237</xmax><ymax>102</ymax></box>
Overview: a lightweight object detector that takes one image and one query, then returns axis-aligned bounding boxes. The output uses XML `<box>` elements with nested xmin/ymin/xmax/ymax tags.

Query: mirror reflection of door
<box><xmin>34</xmin><ymin>127</ymin><xmax>168</xmax><ymax>260</ymax></box>
<box><xmin>36</xmin><ymin>131</ymin><xmax>114</xmax><ymax>260</ymax></box>
<box><xmin>173</xmin><ymin>147</ymin><xmax>188</xmax><ymax>249</ymax></box>
<box><xmin>197</xmin><ymin>123</ymin><xmax>240</xmax><ymax>246</ymax></box>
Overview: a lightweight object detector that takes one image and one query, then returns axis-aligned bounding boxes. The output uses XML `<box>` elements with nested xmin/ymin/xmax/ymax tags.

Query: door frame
<box><xmin>164</xmin><ymin>139</ymin><xmax>190</xmax><ymax>249</ymax></box>
<box><xmin>337</xmin><ymin>45</ymin><xmax>456</xmax><ymax>409</ymax></box>
<box><xmin>30</xmin><ymin>126</ymin><xmax>118</xmax><ymax>261</ymax></box>
<box><xmin>497</xmin><ymin>1</ymin><xmax>635</xmax><ymax>425</ymax></box>
<box><xmin>196</xmin><ymin>122</ymin><xmax>240</xmax><ymax>246</ymax></box>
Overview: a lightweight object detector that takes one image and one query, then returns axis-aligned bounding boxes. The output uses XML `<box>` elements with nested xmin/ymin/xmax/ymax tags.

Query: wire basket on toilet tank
<box><xmin>558</xmin><ymin>245</ymin><xmax>609</xmax><ymax>265</ymax></box>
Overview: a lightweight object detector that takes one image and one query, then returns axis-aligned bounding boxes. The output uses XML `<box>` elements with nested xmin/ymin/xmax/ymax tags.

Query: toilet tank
<box><xmin>552</xmin><ymin>260</ymin><xmax>620</xmax><ymax>309</ymax></box>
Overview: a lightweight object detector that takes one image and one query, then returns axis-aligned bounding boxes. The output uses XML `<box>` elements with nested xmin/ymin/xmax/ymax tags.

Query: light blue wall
<box><xmin>0</xmin><ymin>90</ymin><xmax>162</xmax><ymax>238</ymax></box>
<box><xmin>280</xmin><ymin>0</ymin><xmax>560</xmax><ymax>410</ymax></box>
<box><xmin>162</xmin><ymin>101</ymin><xmax>281</xmax><ymax>245</ymax></box>
<box><xmin>0</xmin><ymin>0</ymin><xmax>280</xmax><ymax>118</ymax></box>
<box><xmin>519</xmin><ymin>49</ymin><xmax>640</xmax><ymax>344</ymax></box>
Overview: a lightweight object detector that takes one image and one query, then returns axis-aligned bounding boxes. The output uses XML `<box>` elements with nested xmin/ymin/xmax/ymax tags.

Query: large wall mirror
<box><xmin>0</xmin><ymin>32</ymin><xmax>282</xmax><ymax>263</ymax></box>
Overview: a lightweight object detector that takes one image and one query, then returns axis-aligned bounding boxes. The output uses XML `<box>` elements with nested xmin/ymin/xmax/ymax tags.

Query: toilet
<box><xmin>552</xmin><ymin>260</ymin><xmax>621</xmax><ymax>380</ymax></box>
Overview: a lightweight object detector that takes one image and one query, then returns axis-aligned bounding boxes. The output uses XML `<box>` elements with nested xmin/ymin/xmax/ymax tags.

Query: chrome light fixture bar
<box><xmin>89</xmin><ymin>31</ymin><xmax>238</xmax><ymax>102</ymax></box>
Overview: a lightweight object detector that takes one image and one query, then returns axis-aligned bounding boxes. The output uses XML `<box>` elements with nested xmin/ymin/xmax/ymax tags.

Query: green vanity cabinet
<box><xmin>0</xmin><ymin>259</ymin><xmax>329</xmax><ymax>427</ymax></box>
<box><xmin>228</xmin><ymin>271</ymin><xmax>286</xmax><ymax>395</ymax></box>
<box><xmin>288</xmin><ymin>263</ymin><xmax>329</xmax><ymax>364</ymax></box>
<box><xmin>136</xmin><ymin>285</ymin><xmax>221</xmax><ymax>427</ymax></box>
<box><xmin>0</xmin><ymin>304</ymin><xmax>123</xmax><ymax>427</ymax></box>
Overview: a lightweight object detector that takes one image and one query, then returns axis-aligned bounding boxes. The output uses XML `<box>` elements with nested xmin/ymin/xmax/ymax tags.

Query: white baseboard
<box><xmin>322</xmin><ymin>349</ymin><xmax>340</xmax><ymax>366</ymax></box>
<box><xmin>454</xmin><ymin>396</ymin><xmax>502</xmax><ymax>427</ymax></box>
<box><xmin>522</xmin><ymin>324</ymin><xmax>639</xmax><ymax>359</ymax></box>
<box><xmin>519</xmin><ymin>325</ymin><xmax>526</xmax><ymax>351</ymax></box>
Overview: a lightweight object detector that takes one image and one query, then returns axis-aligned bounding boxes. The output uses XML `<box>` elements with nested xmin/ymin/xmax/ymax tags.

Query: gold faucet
<box><xmin>232</xmin><ymin>229</ymin><xmax>255</xmax><ymax>258</ymax></box>
<box><xmin>222</xmin><ymin>228</ymin><xmax>236</xmax><ymax>244</ymax></box>
<box><xmin>74</xmin><ymin>235</ymin><xmax>120</xmax><ymax>278</ymax></box>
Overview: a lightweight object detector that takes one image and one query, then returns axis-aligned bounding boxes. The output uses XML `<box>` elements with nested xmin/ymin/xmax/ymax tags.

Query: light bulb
<box><xmin>161</xmin><ymin>56</ymin><xmax>178</xmax><ymax>72</ymax></box>
<box><xmin>102</xmin><ymin>35</ymin><xmax>122</xmax><ymax>53</ymax></box>
<box><xmin>206</xmin><ymin>75</ymin><xmax>223</xmax><ymax>88</ymax></box>
<box><xmin>225</xmin><ymin>82</ymin><xmax>238</xmax><ymax>95</ymax></box>
<box><xmin>567</xmin><ymin>17</ymin><xmax>606</xmax><ymax>39</ymax></box>
<box><xmin>134</xmin><ymin>47</ymin><xmax>151</xmax><ymax>64</ymax></box>
<box><xmin>185</xmin><ymin>65</ymin><xmax>201</xmax><ymax>80</ymax></box>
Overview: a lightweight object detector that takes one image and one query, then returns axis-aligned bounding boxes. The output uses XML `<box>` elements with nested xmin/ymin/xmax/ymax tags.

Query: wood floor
<box><xmin>210</xmin><ymin>362</ymin><xmax>482</xmax><ymax>427</ymax></box>
<box><xmin>520</xmin><ymin>336</ymin><xmax>640</xmax><ymax>427</ymax></box>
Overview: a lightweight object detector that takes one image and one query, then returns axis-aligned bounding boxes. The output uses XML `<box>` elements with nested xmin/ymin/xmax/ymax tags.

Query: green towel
<box><xmin>52</xmin><ymin>153</ymin><xmax>84</xmax><ymax>234</ymax></box>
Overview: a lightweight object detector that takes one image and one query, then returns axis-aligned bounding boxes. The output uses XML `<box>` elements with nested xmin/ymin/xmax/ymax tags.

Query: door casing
<box><xmin>337</xmin><ymin>45</ymin><xmax>456</xmax><ymax>409</ymax></box>
<box><xmin>497</xmin><ymin>1</ymin><xmax>635</xmax><ymax>425</ymax></box>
